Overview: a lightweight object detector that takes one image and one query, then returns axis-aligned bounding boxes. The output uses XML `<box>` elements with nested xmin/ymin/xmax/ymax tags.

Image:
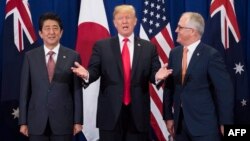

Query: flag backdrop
<box><xmin>202</xmin><ymin>0</ymin><xmax>250</xmax><ymax>124</ymax></box>
<box><xmin>0</xmin><ymin>0</ymin><xmax>37</xmax><ymax>140</ymax></box>
<box><xmin>75</xmin><ymin>0</ymin><xmax>110</xmax><ymax>140</ymax></box>
<box><xmin>0</xmin><ymin>0</ymin><xmax>250</xmax><ymax>141</ymax></box>
<box><xmin>139</xmin><ymin>0</ymin><xmax>174</xmax><ymax>140</ymax></box>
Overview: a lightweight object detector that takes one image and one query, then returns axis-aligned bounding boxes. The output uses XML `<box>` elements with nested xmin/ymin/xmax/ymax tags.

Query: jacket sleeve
<box><xmin>163</xmin><ymin>51</ymin><xmax>174</xmax><ymax>120</ymax></box>
<box><xmin>73</xmin><ymin>54</ymin><xmax>84</xmax><ymax>124</ymax></box>
<box><xmin>208</xmin><ymin>50</ymin><xmax>234</xmax><ymax>124</ymax></box>
<box><xmin>19</xmin><ymin>53</ymin><xmax>31</xmax><ymax>125</ymax></box>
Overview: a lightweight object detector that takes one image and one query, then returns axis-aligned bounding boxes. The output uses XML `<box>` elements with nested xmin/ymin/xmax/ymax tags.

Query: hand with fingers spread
<box><xmin>155</xmin><ymin>63</ymin><xmax>173</xmax><ymax>81</ymax></box>
<box><xmin>71</xmin><ymin>62</ymin><xmax>89</xmax><ymax>80</ymax></box>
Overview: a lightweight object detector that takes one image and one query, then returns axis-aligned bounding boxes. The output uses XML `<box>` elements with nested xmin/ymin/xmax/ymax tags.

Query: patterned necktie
<box><xmin>47</xmin><ymin>51</ymin><xmax>55</xmax><ymax>82</ymax></box>
<box><xmin>122</xmin><ymin>38</ymin><xmax>131</xmax><ymax>105</ymax></box>
<box><xmin>181</xmin><ymin>47</ymin><xmax>188</xmax><ymax>84</ymax></box>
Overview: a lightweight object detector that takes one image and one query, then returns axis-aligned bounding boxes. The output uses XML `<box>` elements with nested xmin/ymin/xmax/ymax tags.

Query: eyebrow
<box><xmin>177</xmin><ymin>25</ymin><xmax>193</xmax><ymax>30</ymax></box>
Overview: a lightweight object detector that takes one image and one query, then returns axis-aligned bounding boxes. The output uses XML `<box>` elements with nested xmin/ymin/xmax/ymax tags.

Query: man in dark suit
<box><xmin>163</xmin><ymin>12</ymin><xmax>234</xmax><ymax>141</ymax></box>
<box><xmin>19</xmin><ymin>12</ymin><xmax>83</xmax><ymax>141</ymax></box>
<box><xmin>71</xmin><ymin>4</ymin><xmax>172</xmax><ymax>141</ymax></box>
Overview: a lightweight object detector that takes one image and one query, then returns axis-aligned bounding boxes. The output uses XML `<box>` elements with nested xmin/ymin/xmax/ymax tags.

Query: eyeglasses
<box><xmin>176</xmin><ymin>25</ymin><xmax>193</xmax><ymax>30</ymax></box>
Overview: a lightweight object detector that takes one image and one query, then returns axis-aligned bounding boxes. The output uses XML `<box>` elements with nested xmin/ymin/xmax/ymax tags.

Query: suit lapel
<box><xmin>111</xmin><ymin>36</ymin><xmax>143</xmax><ymax>78</ymax></box>
<box><xmin>111</xmin><ymin>37</ymin><xmax>123</xmax><ymax>75</ymax></box>
<box><xmin>176</xmin><ymin>47</ymin><xmax>183</xmax><ymax>84</ymax></box>
<box><xmin>36</xmin><ymin>47</ymin><xmax>50</xmax><ymax>83</ymax></box>
<box><xmin>184</xmin><ymin>43</ymin><xmax>203</xmax><ymax>83</ymax></box>
<box><xmin>52</xmin><ymin>46</ymin><xmax>67</xmax><ymax>83</ymax></box>
<box><xmin>131</xmin><ymin>37</ymin><xmax>142</xmax><ymax>78</ymax></box>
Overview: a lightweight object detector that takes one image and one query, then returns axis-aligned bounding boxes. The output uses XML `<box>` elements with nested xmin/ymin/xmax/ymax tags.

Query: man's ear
<box><xmin>60</xmin><ymin>29</ymin><xmax>63</xmax><ymax>38</ymax></box>
<box><xmin>38</xmin><ymin>30</ymin><xmax>43</xmax><ymax>39</ymax></box>
<box><xmin>113</xmin><ymin>20</ymin><xmax>117</xmax><ymax>28</ymax></box>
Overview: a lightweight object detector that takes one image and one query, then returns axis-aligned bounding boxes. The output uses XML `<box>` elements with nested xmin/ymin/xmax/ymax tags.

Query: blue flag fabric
<box><xmin>0</xmin><ymin>0</ymin><xmax>37</xmax><ymax>140</ymax></box>
<box><xmin>202</xmin><ymin>0</ymin><xmax>250</xmax><ymax>124</ymax></box>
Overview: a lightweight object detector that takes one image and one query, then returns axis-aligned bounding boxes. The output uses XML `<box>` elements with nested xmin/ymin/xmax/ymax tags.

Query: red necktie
<box><xmin>122</xmin><ymin>38</ymin><xmax>131</xmax><ymax>105</ymax></box>
<box><xmin>181</xmin><ymin>47</ymin><xmax>188</xmax><ymax>84</ymax></box>
<box><xmin>47</xmin><ymin>51</ymin><xmax>55</xmax><ymax>82</ymax></box>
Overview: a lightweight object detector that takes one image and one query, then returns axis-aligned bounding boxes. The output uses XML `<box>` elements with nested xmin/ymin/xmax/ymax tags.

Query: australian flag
<box><xmin>202</xmin><ymin>0</ymin><xmax>250</xmax><ymax>124</ymax></box>
<box><xmin>0</xmin><ymin>0</ymin><xmax>37</xmax><ymax>140</ymax></box>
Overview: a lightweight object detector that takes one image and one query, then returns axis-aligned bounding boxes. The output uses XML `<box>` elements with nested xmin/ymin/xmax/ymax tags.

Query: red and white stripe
<box><xmin>5</xmin><ymin>0</ymin><xmax>36</xmax><ymax>52</ymax></box>
<box><xmin>140</xmin><ymin>23</ymin><xmax>174</xmax><ymax>141</ymax></box>
<box><xmin>210</xmin><ymin>0</ymin><xmax>240</xmax><ymax>49</ymax></box>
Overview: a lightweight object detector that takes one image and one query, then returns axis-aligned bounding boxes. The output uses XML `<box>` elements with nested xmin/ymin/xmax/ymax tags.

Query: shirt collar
<box><xmin>44</xmin><ymin>44</ymin><xmax>60</xmax><ymax>55</ymax></box>
<box><xmin>185</xmin><ymin>40</ymin><xmax>200</xmax><ymax>53</ymax></box>
<box><xmin>118</xmin><ymin>33</ymin><xmax>134</xmax><ymax>43</ymax></box>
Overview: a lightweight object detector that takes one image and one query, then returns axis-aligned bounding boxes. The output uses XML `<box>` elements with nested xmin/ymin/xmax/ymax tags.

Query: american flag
<box><xmin>202</xmin><ymin>0</ymin><xmax>250</xmax><ymax>124</ymax></box>
<box><xmin>140</xmin><ymin>0</ymin><xmax>174</xmax><ymax>140</ymax></box>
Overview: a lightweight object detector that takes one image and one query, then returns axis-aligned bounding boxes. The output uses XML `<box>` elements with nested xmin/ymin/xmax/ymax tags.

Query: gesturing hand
<box><xmin>156</xmin><ymin>63</ymin><xmax>173</xmax><ymax>81</ymax></box>
<box><xmin>71</xmin><ymin>62</ymin><xmax>89</xmax><ymax>79</ymax></box>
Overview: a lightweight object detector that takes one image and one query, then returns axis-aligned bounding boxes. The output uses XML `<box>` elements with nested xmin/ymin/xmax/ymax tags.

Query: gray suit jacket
<box><xmin>19</xmin><ymin>45</ymin><xmax>83</xmax><ymax>135</ymax></box>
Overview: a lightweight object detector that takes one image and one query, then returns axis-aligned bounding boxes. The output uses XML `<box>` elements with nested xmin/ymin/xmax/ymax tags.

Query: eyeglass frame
<box><xmin>176</xmin><ymin>25</ymin><xmax>193</xmax><ymax>30</ymax></box>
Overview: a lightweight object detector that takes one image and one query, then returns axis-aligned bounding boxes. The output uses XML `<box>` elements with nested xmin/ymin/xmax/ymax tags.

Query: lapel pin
<box><xmin>138</xmin><ymin>43</ymin><xmax>141</xmax><ymax>46</ymax></box>
<box><xmin>197</xmin><ymin>53</ymin><xmax>200</xmax><ymax>56</ymax></box>
<box><xmin>63</xmin><ymin>56</ymin><xmax>66</xmax><ymax>59</ymax></box>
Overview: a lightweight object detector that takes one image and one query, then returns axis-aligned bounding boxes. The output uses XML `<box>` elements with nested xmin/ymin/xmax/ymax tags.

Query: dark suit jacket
<box><xmin>85</xmin><ymin>36</ymin><xmax>161</xmax><ymax>132</ymax></box>
<box><xmin>19</xmin><ymin>45</ymin><xmax>83</xmax><ymax>135</ymax></box>
<box><xmin>163</xmin><ymin>42</ymin><xmax>234</xmax><ymax>136</ymax></box>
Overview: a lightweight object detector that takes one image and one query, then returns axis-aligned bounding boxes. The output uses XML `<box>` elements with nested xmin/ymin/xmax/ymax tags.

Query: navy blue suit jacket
<box><xmin>19</xmin><ymin>45</ymin><xmax>83</xmax><ymax>135</ymax></box>
<box><xmin>163</xmin><ymin>42</ymin><xmax>234</xmax><ymax>136</ymax></box>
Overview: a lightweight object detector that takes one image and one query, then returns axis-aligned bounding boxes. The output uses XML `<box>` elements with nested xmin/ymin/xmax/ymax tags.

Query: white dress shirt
<box><xmin>44</xmin><ymin>44</ymin><xmax>60</xmax><ymax>64</ymax></box>
<box><xmin>118</xmin><ymin>33</ymin><xmax>134</xmax><ymax>68</ymax></box>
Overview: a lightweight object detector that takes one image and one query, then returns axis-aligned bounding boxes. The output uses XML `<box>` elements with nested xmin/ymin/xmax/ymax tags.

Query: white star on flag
<box><xmin>140</xmin><ymin>0</ymin><xmax>175</xmax><ymax>140</ymax></box>
<box><xmin>11</xmin><ymin>107</ymin><xmax>19</xmax><ymax>119</ymax></box>
<box><xmin>241</xmin><ymin>99</ymin><xmax>247</xmax><ymax>107</ymax></box>
<box><xmin>233</xmin><ymin>62</ymin><xmax>244</xmax><ymax>74</ymax></box>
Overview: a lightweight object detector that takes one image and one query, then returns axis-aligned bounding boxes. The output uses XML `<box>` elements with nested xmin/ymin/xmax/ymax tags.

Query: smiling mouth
<box><xmin>48</xmin><ymin>37</ymin><xmax>55</xmax><ymax>39</ymax></box>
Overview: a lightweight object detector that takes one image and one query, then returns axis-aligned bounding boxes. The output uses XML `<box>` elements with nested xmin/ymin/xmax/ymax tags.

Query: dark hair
<box><xmin>38</xmin><ymin>12</ymin><xmax>63</xmax><ymax>31</ymax></box>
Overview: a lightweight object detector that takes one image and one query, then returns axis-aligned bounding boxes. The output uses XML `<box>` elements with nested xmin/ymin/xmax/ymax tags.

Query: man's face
<box><xmin>39</xmin><ymin>19</ymin><xmax>63</xmax><ymax>48</ymax></box>
<box><xmin>175</xmin><ymin>15</ymin><xmax>193</xmax><ymax>46</ymax></box>
<box><xmin>113</xmin><ymin>10</ymin><xmax>137</xmax><ymax>37</ymax></box>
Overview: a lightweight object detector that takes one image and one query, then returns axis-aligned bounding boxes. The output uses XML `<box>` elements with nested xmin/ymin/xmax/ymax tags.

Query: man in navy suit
<box><xmin>163</xmin><ymin>12</ymin><xmax>234</xmax><ymax>141</ymax></box>
<box><xmin>71</xmin><ymin>4</ymin><xmax>172</xmax><ymax>141</ymax></box>
<box><xmin>19</xmin><ymin>12</ymin><xmax>83</xmax><ymax>141</ymax></box>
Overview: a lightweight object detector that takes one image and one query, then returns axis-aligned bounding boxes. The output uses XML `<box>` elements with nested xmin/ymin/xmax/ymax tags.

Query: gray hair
<box><xmin>183</xmin><ymin>12</ymin><xmax>205</xmax><ymax>36</ymax></box>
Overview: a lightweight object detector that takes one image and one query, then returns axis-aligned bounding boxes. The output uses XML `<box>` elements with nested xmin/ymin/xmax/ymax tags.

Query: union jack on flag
<box><xmin>202</xmin><ymin>0</ymin><xmax>250</xmax><ymax>124</ymax></box>
<box><xmin>5</xmin><ymin>0</ymin><xmax>36</xmax><ymax>52</ymax></box>
<box><xmin>210</xmin><ymin>0</ymin><xmax>240</xmax><ymax>49</ymax></box>
<box><xmin>140</xmin><ymin>0</ymin><xmax>174</xmax><ymax>140</ymax></box>
<box><xmin>0</xmin><ymin>0</ymin><xmax>37</xmax><ymax>140</ymax></box>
